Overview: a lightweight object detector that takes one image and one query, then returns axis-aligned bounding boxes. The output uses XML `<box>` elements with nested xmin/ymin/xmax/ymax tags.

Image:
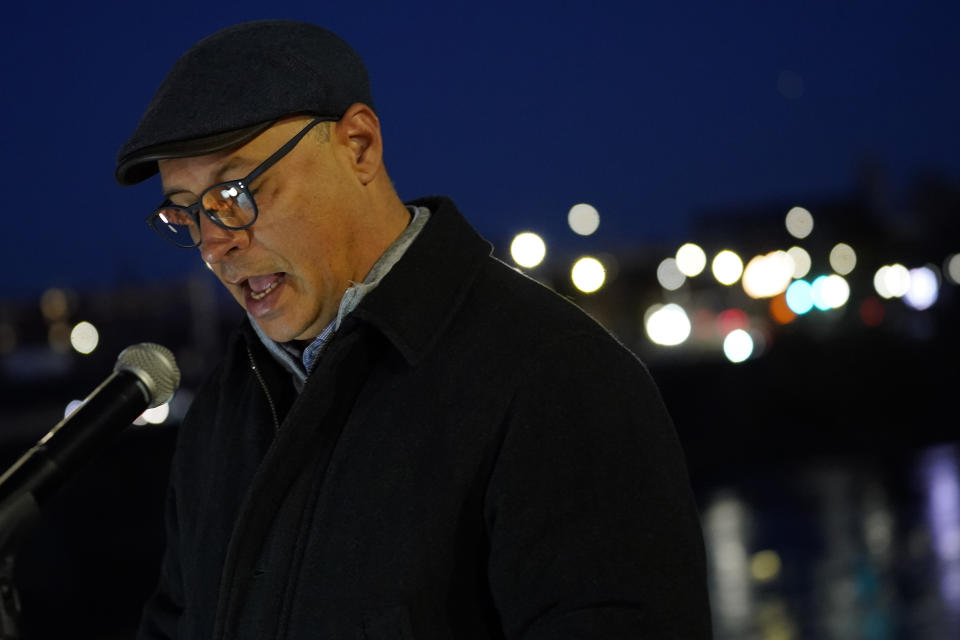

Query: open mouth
<box><xmin>242</xmin><ymin>273</ymin><xmax>286</xmax><ymax>312</ymax></box>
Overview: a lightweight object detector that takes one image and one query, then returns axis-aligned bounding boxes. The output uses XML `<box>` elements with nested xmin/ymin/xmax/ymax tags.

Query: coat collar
<box><xmin>346</xmin><ymin>195</ymin><xmax>492</xmax><ymax>366</ymax></box>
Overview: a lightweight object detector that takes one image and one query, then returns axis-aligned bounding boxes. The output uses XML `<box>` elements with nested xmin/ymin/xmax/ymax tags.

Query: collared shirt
<box><xmin>249</xmin><ymin>205</ymin><xmax>430</xmax><ymax>391</ymax></box>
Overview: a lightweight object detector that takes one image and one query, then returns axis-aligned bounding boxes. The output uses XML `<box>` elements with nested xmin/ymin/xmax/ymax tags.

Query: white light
<box><xmin>645</xmin><ymin>303</ymin><xmax>692</xmax><ymax>346</ymax></box>
<box><xmin>811</xmin><ymin>275</ymin><xmax>832</xmax><ymax>310</ymax></box>
<box><xmin>510</xmin><ymin>232</ymin><xmax>547</xmax><ymax>268</ymax></box>
<box><xmin>820</xmin><ymin>274</ymin><xmax>851</xmax><ymax>309</ymax></box>
<box><xmin>723</xmin><ymin>329</ymin><xmax>754</xmax><ymax>363</ymax></box>
<box><xmin>70</xmin><ymin>321</ymin><xmax>99</xmax><ymax>355</ymax></box>
<box><xmin>158</xmin><ymin>212</ymin><xmax>170</xmax><ymax>224</ymax></box>
<box><xmin>657</xmin><ymin>257</ymin><xmax>686</xmax><ymax>291</ymax></box>
<box><xmin>785</xmin><ymin>206</ymin><xmax>814</xmax><ymax>239</ymax></box>
<box><xmin>64</xmin><ymin>399</ymin><xmax>84</xmax><ymax>419</ymax></box>
<box><xmin>741</xmin><ymin>250</ymin><xmax>795</xmax><ymax>298</ymax></box>
<box><xmin>787</xmin><ymin>246</ymin><xmax>811</xmax><ymax>278</ymax></box>
<box><xmin>712</xmin><ymin>250</ymin><xmax>744</xmax><ymax>286</ymax></box>
<box><xmin>946</xmin><ymin>254</ymin><xmax>960</xmax><ymax>285</ymax></box>
<box><xmin>676</xmin><ymin>243</ymin><xmax>707</xmax><ymax>277</ymax></box>
<box><xmin>567</xmin><ymin>203</ymin><xmax>600</xmax><ymax>236</ymax></box>
<box><xmin>874</xmin><ymin>264</ymin><xmax>911</xmax><ymax>298</ymax></box>
<box><xmin>571</xmin><ymin>256</ymin><xmax>606</xmax><ymax>293</ymax></box>
<box><xmin>904</xmin><ymin>267</ymin><xmax>939</xmax><ymax>310</ymax></box>
<box><xmin>142</xmin><ymin>403</ymin><xmax>170</xmax><ymax>425</ymax></box>
<box><xmin>829</xmin><ymin>243</ymin><xmax>857</xmax><ymax>275</ymax></box>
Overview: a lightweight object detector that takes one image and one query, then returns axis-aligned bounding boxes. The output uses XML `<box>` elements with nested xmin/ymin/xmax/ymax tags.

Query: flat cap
<box><xmin>116</xmin><ymin>20</ymin><xmax>374</xmax><ymax>186</ymax></box>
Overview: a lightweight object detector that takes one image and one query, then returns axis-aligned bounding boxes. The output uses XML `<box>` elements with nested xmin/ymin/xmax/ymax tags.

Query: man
<box><xmin>117</xmin><ymin>20</ymin><xmax>711</xmax><ymax>639</ymax></box>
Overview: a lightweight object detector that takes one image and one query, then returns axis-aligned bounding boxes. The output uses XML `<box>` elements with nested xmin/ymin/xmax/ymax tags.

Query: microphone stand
<box><xmin>0</xmin><ymin>491</ymin><xmax>41</xmax><ymax>640</ymax></box>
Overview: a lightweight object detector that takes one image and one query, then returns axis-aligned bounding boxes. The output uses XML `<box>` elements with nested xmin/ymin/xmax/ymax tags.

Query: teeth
<box><xmin>249</xmin><ymin>280</ymin><xmax>280</xmax><ymax>300</ymax></box>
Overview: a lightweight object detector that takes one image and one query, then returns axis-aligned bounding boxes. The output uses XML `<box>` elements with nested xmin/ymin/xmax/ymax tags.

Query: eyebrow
<box><xmin>161</xmin><ymin>156</ymin><xmax>256</xmax><ymax>200</ymax></box>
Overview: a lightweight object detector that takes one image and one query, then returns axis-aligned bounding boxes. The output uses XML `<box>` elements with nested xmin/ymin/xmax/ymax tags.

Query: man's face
<box><xmin>158</xmin><ymin>116</ymin><xmax>368</xmax><ymax>343</ymax></box>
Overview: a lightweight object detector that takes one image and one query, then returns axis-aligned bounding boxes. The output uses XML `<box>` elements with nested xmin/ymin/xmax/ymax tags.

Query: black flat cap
<box><xmin>116</xmin><ymin>20</ymin><xmax>374</xmax><ymax>186</ymax></box>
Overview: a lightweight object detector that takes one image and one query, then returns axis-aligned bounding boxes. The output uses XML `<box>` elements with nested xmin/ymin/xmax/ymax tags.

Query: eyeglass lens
<box><xmin>152</xmin><ymin>183</ymin><xmax>257</xmax><ymax>247</ymax></box>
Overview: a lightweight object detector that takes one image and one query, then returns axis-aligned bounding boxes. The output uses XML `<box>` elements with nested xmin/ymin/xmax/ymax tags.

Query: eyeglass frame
<box><xmin>145</xmin><ymin>116</ymin><xmax>334</xmax><ymax>248</ymax></box>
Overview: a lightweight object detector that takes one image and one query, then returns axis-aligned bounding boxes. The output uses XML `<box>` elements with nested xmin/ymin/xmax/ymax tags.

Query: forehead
<box><xmin>157</xmin><ymin>116</ymin><xmax>318</xmax><ymax>197</ymax></box>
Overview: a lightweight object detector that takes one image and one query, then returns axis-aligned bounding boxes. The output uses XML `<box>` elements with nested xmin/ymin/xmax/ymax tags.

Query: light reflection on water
<box><xmin>700</xmin><ymin>443</ymin><xmax>960</xmax><ymax>639</ymax></box>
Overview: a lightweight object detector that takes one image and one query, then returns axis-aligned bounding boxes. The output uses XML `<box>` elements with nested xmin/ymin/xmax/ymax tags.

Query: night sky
<box><xmin>2</xmin><ymin>1</ymin><xmax>957</xmax><ymax>299</ymax></box>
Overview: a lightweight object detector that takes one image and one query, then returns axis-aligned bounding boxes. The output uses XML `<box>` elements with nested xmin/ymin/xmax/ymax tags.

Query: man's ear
<box><xmin>333</xmin><ymin>102</ymin><xmax>383</xmax><ymax>185</ymax></box>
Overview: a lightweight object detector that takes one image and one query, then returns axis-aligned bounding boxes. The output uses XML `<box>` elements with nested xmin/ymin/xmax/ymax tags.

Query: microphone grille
<box><xmin>115</xmin><ymin>343</ymin><xmax>182</xmax><ymax>408</ymax></box>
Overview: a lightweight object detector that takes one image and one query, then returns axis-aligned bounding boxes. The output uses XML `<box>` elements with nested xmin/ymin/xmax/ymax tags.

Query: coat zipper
<box><xmin>247</xmin><ymin>344</ymin><xmax>281</xmax><ymax>433</ymax></box>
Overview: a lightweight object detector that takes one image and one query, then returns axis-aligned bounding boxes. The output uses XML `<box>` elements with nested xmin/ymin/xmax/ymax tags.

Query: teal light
<box><xmin>786</xmin><ymin>280</ymin><xmax>814</xmax><ymax>314</ymax></box>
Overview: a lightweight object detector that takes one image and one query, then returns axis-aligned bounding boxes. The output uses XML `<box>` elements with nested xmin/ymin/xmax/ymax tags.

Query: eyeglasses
<box><xmin>145</xmin><ymin>117</ymin><xmax>332</xmax><ymax>248</ymax></box>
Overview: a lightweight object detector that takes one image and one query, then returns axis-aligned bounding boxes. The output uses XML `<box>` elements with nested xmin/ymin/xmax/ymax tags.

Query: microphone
<box><xmin>0</xmin><ymin>343</ymin><xmax>181</xmax><ymax>509</ymax></box>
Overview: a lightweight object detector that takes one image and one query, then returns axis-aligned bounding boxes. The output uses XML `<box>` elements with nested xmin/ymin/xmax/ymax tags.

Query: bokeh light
<box><xmin>829</xmin><ymin>243</ymin><xmax>857</xmax><ymax>275</ymax></box>
<box><xmin>904</xmin><ymin>266</ymin><xmax>939</xmax><ymax>310</ymax></box>
<box><xmin>70</xmin><ymin>321</ymin><xmax>99</xmax><ymax>355</ymax></box>
<box><xmin>40</xmin><ymin>288</ymin><xmax>69</xmax><ymax>321</ymax></box>
<box><xmin>785</xmin><ymin>206</ymin><xmax>814</xmax><ymax>239</ymax></box>
<box><xmin>820</xmin><ymin>274</ymin><xmax>851</xmax><ymax>309</ymax></box>
<box><xmin>567</xmin><ymin>203</ymin><xmax>600</xmax><ymax>236</ymax></box>
<box><xmin>571</xmin><ymin>256</ymin><xmax>606</xmax><ymax>293</ymax></box>
<box><xmin>874</xmin><ymin>264</ymin><xmax>911</xmax><ymax>299</ymax></box>
<box><xmin>723</xmin><ymin>329</ymin><xmax>754</xmax><ymax>363</ymax></box>
<box><xmin>676</xmin><ymin>243</ymin><xmax>707</xmax><ymax>277</ymax></box>
<box><xmin>712</xmin><ymin>250</ymin><xmax>744</xmax><ymax>286</ymax></box>
<box><xmin>751</xmin><ymin>550</ymin><xmax>782</xmax><ymax>582</ymax></box>
<box><xmin>769</xmin><ymin>293</ymin><xmax>796</xmax><ymax>325</ymax></box>
<box><xmin>786</xmin><ymin>280</ymin><xmax>814</xmax><ymax>314</ymax></box>
<box><xmin>787</xmin><ymin>246</ymin><xmax>811</xmax><ymax>278</ymax></box>
<box><xmin>657</xmin><ymin>257</ymin><xmax>686</xmax><ymax>291</ymax></box>
<box><xmin>742</xmin><ymin>250</ymin><xmax>795</xmax><ymax>298</ymax></box>
<box><xmin>510</xmin><ymin>232</ymin><xmax>546</xmax><ymax>268</ymax></box>
<box><xmin>645</xmin><ymin>303</ymin><xmax>692</xmax><ymax>346</ymax></box>
<box><xmin>946</xmin><ymin>254</ymin><xmax>960</xmax><ymax>285</ymax></box>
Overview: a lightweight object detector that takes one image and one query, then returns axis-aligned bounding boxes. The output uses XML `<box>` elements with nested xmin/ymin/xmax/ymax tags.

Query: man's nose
<box><xmin>198</xmin><ymin>214</ymin><xmax>249</xmax><ymax>263</ymax></box>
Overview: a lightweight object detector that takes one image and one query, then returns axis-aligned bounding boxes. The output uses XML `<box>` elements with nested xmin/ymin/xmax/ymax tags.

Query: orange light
<box><xmin>769</xmin><ymin>293</ymin><xmax>796</xmax><ymax>325</ymax></box>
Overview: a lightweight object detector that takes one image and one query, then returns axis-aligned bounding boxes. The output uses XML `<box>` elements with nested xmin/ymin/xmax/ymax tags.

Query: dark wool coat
<box><xmin>137</xmin><ymin>196</ymin><xmax>712</xmax><ymax>639</ymax></box>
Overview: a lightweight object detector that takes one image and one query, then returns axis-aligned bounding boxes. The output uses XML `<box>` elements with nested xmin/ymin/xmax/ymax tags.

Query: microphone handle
<box><xmin>0</xmin><ymin>370</ymin><xmax>149</xmax><ymax>507</ymax></box>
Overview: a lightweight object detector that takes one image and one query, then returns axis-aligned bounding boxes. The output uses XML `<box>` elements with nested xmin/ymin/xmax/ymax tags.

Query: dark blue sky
<box><xmin>2</xmin><ymin>1</ymin><xmax>957</xmax><ymax>298</ymax></box>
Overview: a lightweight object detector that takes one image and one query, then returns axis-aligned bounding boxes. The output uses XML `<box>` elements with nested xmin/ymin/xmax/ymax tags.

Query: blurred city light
<box><xmin>904</xmin><ymin>266</ymin><xmax>939</xmax><ymax>310</ymax></box>
<box><xmin>785</xmin><ymin>206</ymin><xmax>814</xmax><ymax>239</ymax></box>
<box><xmin>676</xmin><ymin>243</ymin><xmax>707</xmax><ymax>276</ymax></box>
<box><xmin>811</xmin><ymin>275</ymin><xmax>832</xmax><ymax>310</ymax></box>
<box><xmin>829</xmin><ymin>243</ymin><xmax>857</xmax><ymax>275</ymax></box>
<box><xmin>645</xmin><ymin>303</ymin><xmax>691</xmax><ymax>346</ymax></box>
<box><xmin>723</xmin><ymin>329</ymin><xmax>754</xmax><ymax>363</ymax></box>
<box><xmin>657</xmin><ymin>257</ymin><xmax>686</xmax><ymax>291</ymax></box>
<box><xmin>769</xmin><ymin>293</ymin><xmax>796</xmax><ymax>325</ymax></box>
<box><xmin>946</xmin><ymin>254</ymin><xmax>960</xmax><ymax>285</ymax></box>
<box><xmin>70</xmin><ymin>321</ymin><xmax>99</xmax><ymax>355</ymax></box>
<box><xmin>742</xmin><ymin>250</ymin><xmax>795</xmax><ymax>299</ymax></box>
<box><xmin>787</xmin><ymin>246</ymin><xmax>811</xmax><ymax>278</ymax></box>
<box><xmin>712</xmin><ymin>250</ymin><xmax>744</xmax><ymax>286</ymax></box>
<box><xmin>40</xmin><ymin>288</ymin><xmax>69</xmax><ymax>321</ymax></box>
<box><xmin>510</xmin><ymin>232</ymin><xmax>547</xmax><ymax>268</ymax></box>
<box><xmin>820</xmin><ymin>274</ymin><xmax>851</xmax><ymax>309</ymax></box>
<box><xmin>717</xmin><ymin>308</ymin><xmax>749</xmax><ymax>335</ymax></box>
<box><xmin>874</xmin><ymin>264</ymin><xmax>911</xmax><ymax>299</ymax></box>
<box><xmin>751</xmin><ymin>550</ymin><xmax>782</xmax><ymax>582</ymax></box>
<box><xmin>786</xmin><ymin>280</ymin><xmax>814</xmax><ymax>314</ymax></box>
<box><xmin>571</xmin><ymin>256</ymin><xmax>606</xmax><ymax>293</ymax></box>
<box><xmin>567</xmin><ymin>203</ymin><xmax>600</xmax><ymax>236</ymax></box>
